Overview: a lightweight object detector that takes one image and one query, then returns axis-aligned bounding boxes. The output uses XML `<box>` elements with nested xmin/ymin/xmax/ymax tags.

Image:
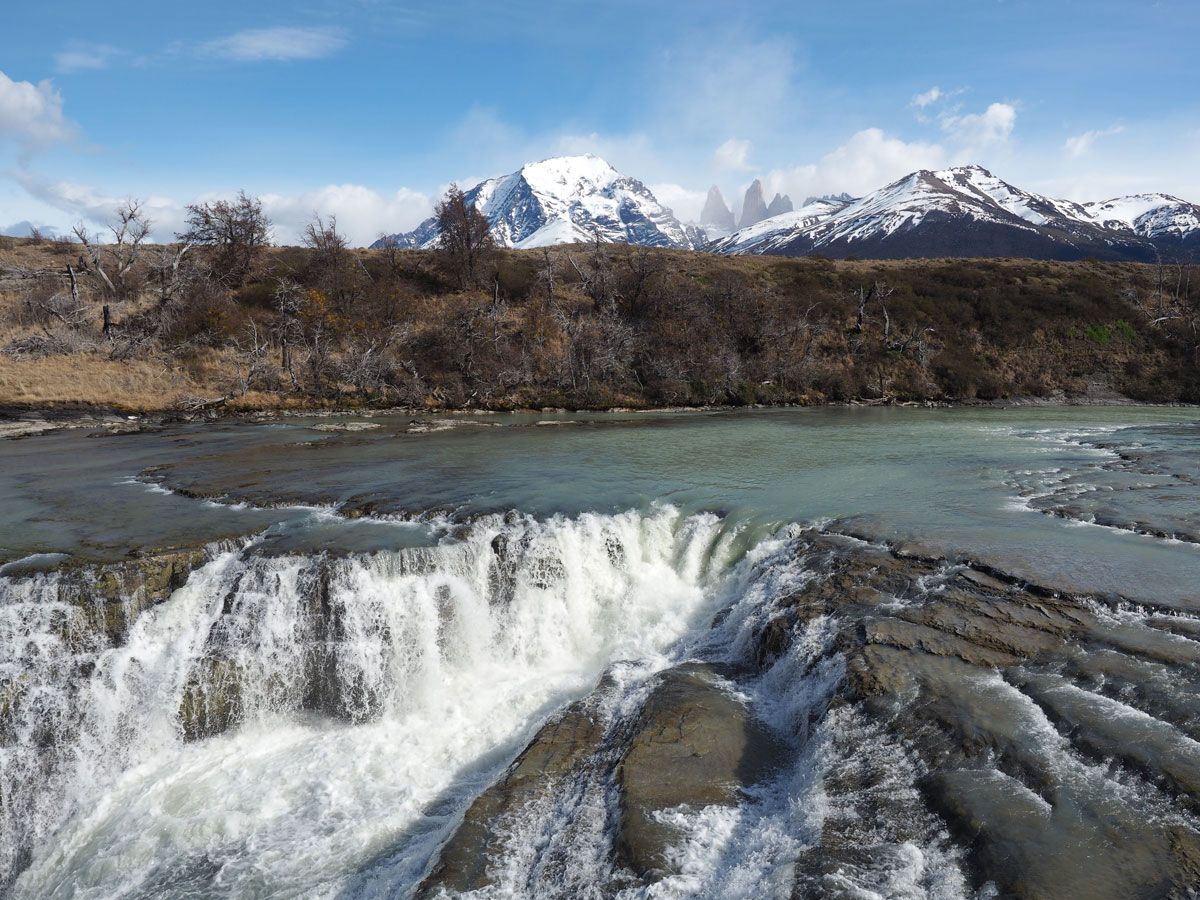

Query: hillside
<box><xmin>1</xmin><ymin>232</ymin><xmax>1198</xmax><ymax>416</ymax></box>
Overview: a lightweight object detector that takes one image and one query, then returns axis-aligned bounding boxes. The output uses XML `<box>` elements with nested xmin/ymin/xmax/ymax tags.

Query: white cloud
<box><xmin>0</xmin><ymin>71</ymin><xmax>77</xmax><ymax>158</ymax></box>
<box><xmin>54</xmin><ymin>42</ymin><xmax>124</xmax><ymax>73</ymax></box>
<box><xmin>13</xmin><ymin>170</ymin><xmax>430</xmax><ymax>246</ymax></box>
<box><xmin>911</xmin><ymin>86</ymin><xmax>942</xmax><ymax>109</ymax></box>
<box><xmin>713</xmin><ymin>138</ymin><xmax>754</xmax><ymax>172</ymax></box>
<box><xmin>13</xmin><ymin>171</ymin><xmax>182</xmax><ymax>235</ymax></box>
<box><xmin>942</xmin><ymin>102</ymin><xmax>1017</xmax><ymax>150</ymax></box>
<box><xmin>200</xmin><ymin>27</ymin><xmax>347</xmax><ymax>62</ymax></box>
<box><xmin>648</xmin><ymin>182</ymin><xmax>708</xmax><ymax>222</ymax></box>
<box><xmin>1063</xmin><ymin>125</ymin><xmax>1124</xmax><ymax>158</ymax></box>
<box><xmin>910</xmin><ymin>86</ymin><xmax>966</xmax><ymax>123</ymax></box>
<box><xmin>762</xmin><ymin>128</ymin><xmax>946</xmax><ymax>203</ymax></box>
<box><xmin>259</xmin><ymin>184</ymin><xmax>431</xmax><ymax>245</ymax></box>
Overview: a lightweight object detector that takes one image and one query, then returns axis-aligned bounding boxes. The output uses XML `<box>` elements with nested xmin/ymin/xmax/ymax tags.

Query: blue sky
<box><xmin>2</xmin><ymin>0</ymin><xmax>1198</xmax><ymax>244</ymax></box>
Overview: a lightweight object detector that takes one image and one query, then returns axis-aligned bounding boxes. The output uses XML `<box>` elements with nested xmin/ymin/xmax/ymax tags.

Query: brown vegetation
<box><xmin>1</xmin><ymin>209</ymin><xmax>1197</xmax><ymax>413</ymax></box>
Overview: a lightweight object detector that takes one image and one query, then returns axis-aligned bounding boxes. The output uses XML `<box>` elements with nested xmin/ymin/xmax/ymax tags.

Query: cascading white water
<box><xmin>435</xmin><ymin>528</ymin><xmax>975</xmax><ymax>900</ymax></box>
<box><xmin>1</xmin><ymin>506</ymin><xmax>740</xmax><ymax>899</ymax></box>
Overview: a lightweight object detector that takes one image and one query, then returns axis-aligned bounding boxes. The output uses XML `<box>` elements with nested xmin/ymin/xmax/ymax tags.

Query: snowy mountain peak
<box><xmin>1082</xmin><ymin>193</ymin><xmax>1200</xmax><ymax>240</ymax></box>
<box><xmin>374</xmin><ymin>155</ymin><xmax>703</xmax><ymax>251</ymax></box>
<box><xmin>708</xmin><ymin>163</ymin><xmax>1200</xmax><ymax>261</ymax></box>
<box><xmin>516</xmin><ymin>155</ymin><xmax>620</xmax><ymax>197</ymax></box>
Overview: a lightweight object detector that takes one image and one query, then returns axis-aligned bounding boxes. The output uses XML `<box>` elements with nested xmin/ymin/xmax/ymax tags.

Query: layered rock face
<box><xmin>416</xmin><ymin>529</ymin><xmax>1200</xmax><ymax>899</ymax></box>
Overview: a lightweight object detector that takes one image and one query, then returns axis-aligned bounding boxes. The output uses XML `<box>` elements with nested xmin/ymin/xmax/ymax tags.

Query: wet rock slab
<box><xmin>616</xmin><ymin>663</ymin><xmax>786</xmax><ymax>877</ymax></box>
<box><xmin>416</xmin><ymin>529</ymin><xmax>1200</xmax><ymax>900</ymax></box>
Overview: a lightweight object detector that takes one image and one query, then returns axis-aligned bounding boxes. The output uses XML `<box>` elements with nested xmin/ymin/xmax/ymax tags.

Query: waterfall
<box><xmin>1</xmin><ymin>506</ymin><xmax>736</xmax><ymax>898</ymax></box>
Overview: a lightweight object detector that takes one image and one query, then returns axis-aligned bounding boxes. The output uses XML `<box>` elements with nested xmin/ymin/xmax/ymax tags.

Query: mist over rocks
<box><xmin>700</xmin><ymin>185</ymin><xmax>735</xmax><ymax>231</ymax></box>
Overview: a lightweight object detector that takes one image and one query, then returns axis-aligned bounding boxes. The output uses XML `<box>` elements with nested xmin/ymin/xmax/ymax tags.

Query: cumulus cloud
<box><xmin>259</xmin><ymin>184</ymin><xmax>431</xmax><ymax>245</ymax></box>
<box><xmin>762</xmin><ymin>128</ymin><xmax>946</xmax><ymax>203</ymax></box>
<box><xmin>0</xmin><ymin>71</ymin><xmax>77</xmax><ymax>159</ymax></box>
<box><xmin>13</xmin><ymin>170</ymin><xmax>184</xmax><ymax>236</ymax></box>
<box><xmin>1063</xmin><ymin>125</ymin><xmax>1124</xmax><ymax>158</ymax></box>
<box><xmin>713</xmin><ymin>138</ymin><xmax>754</xmax><ymax>172</ymax></box>
<box><xmin>54</xmin><ymin>42</ymin><xmax>124</xmax><ymax>73</ymax></box>
<box><xmin>941</xmin><ymin>102</ymin><xmax>1017</xmax><ymax>150</ymax></box>
<box><xmin>200</xmin><ymin>27</ymin><xmax>347</xmax><ymax>62</ymax></box>
<box><xmin>13</xmin><ymin>170</ymin><xmax>430</xmax><ymax>246</ymax></box>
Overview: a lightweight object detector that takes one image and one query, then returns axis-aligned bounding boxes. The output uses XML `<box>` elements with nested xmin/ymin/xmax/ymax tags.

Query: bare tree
<box><xmin>566</xmin><ymin>234</ymin><xmax>619</xmax><ymax>313</ymax></box>
<box><xmin>619</xmin><ymin>245</ymin><xmax>656</xmax><ymax>318</ymax></box>
<box><xmin>178</xmin><ymin>191</ymin><xmax>272</xmax><ymax>287</ymax></box>
<box><xmin>376</xmin><ymin>232</ymin><xmax>404</xmax><ymax>277</ymax></box>
<box><xmin>229</xmin><ymin>320</ymin><xmax>273</xmax><ymax>397</ymax></box>
<box><xmin>302</xmin><ymin>214</ymin><xmax>364</xmax><ymax>314</ymax></box>
<box><xmin>150</xmin><ymin>244</ymin><xmax>194</xmax><ymax>308</ymax></box>
<box><xmin>72</xmin><ymin>199</ymin><xmax>152</xmax><ymax>300</ymax></box>
<box><xmin>273</xmin><ymin>277</ymin><xmax>305</xmax><ymax>390</ymax></box>
<box><xmin>435</xmin><ymin>184</ymin><xmax>494</xmax><ymax>289</ymax></box>
<box><xmin>536</xmin><ymin>248</ymin><xmax>557</xmax><ymax>306</ymax></box>
<box><xmin>303</xmin><ymin>213</ymin><xmax>348</xmax><ymax>260</ymax></box>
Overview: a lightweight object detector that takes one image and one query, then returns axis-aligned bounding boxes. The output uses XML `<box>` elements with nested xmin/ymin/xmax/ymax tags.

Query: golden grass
<box><xmin>0</xmin><ymin>353</ymin><xmax>208</xmax><ymax>409</ymax></box>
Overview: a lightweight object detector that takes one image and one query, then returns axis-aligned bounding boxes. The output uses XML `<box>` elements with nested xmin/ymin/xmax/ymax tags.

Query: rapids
<box><xmin>1</xmin><ymin>406</ymin><xmax>1198</xmax><ymax>898</ymax></box>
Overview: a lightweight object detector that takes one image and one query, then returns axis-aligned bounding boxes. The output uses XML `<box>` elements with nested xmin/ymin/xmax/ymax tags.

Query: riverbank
<box><xmin>2</xmin><ymin>386</ymin><xmax>1186</xmax><ymax>441</ymax></box>
<box><xmin>4</xmin><ymin>240</ymin><xmax>1198</xmax><ymax>417</ymax></box>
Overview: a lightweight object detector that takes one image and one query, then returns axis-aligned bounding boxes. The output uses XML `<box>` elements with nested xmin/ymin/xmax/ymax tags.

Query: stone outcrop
<box><xmin>700</xmin><ymin>185</ymin><xmax>735</xmax><ymax>231</ymax></box>
<box><xmin>765</xmin><ymin>192</ymin><xmax>793</xmax><ymax>218</ymax></box>
<box><xmin>417</xmin><ymin>690</ymin><xmax>610</xmax><ymax>895</ymax></box>
<box><xmin>764</xmin><ymin>532</ymin><xmax>1200</xmax><ymax>900</ymax></box>
<box><xmin>615</xmin><ymin>663</ymin><xmax>785</xmax><ymax>877</ymax></box>
<box><xmin>739</xmin><ymin>179</ymin><xmax>769</xmax><ymax>229</ymax></box>
<box><xmin>416</xmin><ymin>528</ymin><xmax>1200</xmax><ymax>900</ymax></box>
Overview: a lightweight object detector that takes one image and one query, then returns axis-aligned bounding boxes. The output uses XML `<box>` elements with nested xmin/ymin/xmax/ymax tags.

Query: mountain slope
<box><xmin>373</xmin><ymin>155</ymin><xmax>703</xmax><ymax>251</ymax></box>
<box><xmin>709</xmin><ymin>166</ymin><xmax>1198</xmax><ymax>262</ymax></box>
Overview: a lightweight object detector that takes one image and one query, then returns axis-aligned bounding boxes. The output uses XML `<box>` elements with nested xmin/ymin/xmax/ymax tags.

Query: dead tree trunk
<box><xmin>66</xmin><ymin>264</ymin><xmax>80</xmax><ymax>306</ymax></box>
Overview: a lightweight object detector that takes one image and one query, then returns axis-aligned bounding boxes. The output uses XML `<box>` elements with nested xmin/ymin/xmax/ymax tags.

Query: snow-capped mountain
<box><xmin>709</xmin><ymin>166</ymin><xmax>1200</xmax><ymax>261</ymax></box>
<box><xmin>374</xmin><ymin>155</ymin><xmax>704</xmax><ymax>251</ymax></box>
<box><xmin>1082</xmin><ymin>194</ymin><xmax>1200</xmax><ymax>243</ymax></box>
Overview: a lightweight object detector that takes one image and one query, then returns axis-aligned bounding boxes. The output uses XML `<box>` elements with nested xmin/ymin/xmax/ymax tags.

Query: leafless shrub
<box><xmin>2</xmin><ymin>327</ymin><xmax>94</xmax><ymax>360</ymax></box>
<box><xmin>73</xmin><ymin>199</ymin><xmax>152</xmax><ymax>301</ymax></box>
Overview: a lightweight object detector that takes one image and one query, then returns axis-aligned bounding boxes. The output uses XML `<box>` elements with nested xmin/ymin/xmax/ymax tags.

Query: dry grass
<box><xmin>0</xmin><ymin>353</ymin><xmax>209</xmax><ymax>409</ymax></box>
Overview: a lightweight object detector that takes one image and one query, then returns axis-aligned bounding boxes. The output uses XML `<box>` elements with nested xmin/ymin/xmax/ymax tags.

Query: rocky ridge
<box><xmin>710</xmin><ymin>165</ymin><xmax>1200</xmax><ymax>262</ymax></box>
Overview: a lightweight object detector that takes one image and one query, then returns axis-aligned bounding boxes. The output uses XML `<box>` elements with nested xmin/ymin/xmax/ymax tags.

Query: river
<box><xmin>1</xmin><ymin>406</ymin><xmax>1197</xmax><ymax>898</ymax></box>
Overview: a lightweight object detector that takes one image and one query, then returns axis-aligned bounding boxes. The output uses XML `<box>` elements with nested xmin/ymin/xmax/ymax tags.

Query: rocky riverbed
<box><xmin>2</xmin><ymin>406</ymin><xmax>1198</xmax><ymax>898</ymax></box>
<box><xmin>413</xmin><ymin>530</ymin><xmax>1200</xmax><ymax>899</ymax></box>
